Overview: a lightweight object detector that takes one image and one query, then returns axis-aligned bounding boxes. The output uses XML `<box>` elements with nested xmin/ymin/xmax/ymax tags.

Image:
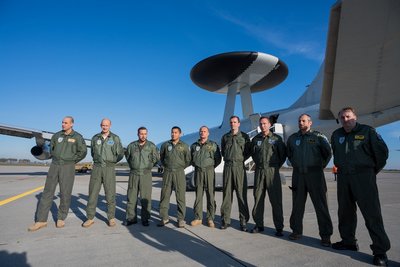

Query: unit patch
<box><xmin>107</xmin><ymin>139</ymin><xmax>115</xmax><ymax>145</ymax></box>
<box><xmin>339</xmin><ymin>137</ymin><xmax>345</xmax><ymax>144</ymax></box>
<box><xmin>268</xmin><ymin>139</ymin><xmax>276</xmax><ymax>145</ymax></box>
<box><xmin>58</xmin><ymin>137</ymin><xmax>63</xmax><ymax>143</ymax></box>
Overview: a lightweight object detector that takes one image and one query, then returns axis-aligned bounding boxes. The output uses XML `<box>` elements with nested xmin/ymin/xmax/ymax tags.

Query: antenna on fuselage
<box><xmin>190</xmin><ymin>51</ymin><xmax>288</xmax><ymax>128</ymax></box>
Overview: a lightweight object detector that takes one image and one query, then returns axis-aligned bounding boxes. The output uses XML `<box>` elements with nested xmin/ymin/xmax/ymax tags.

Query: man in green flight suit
<box><xmin>158</xmin><ymin>126</ymin><xmax>191</xmax><ymax>228</ymax></box>
<box><xmin>286</xmin><ymin>114</ymin><xmax>333</xmax><ymax>247</ymax></box>
<box><xmin>331</xmin><ymin>107</ymin><xmax>390</xmax><ymax>267</ymax></box>
<box><xmin>220</xmin><ymin>115</ymin><xmax>251</xmax><ymax>231</ymax></box>
<box><xmin>124</xmin><ymin>126</ymin><xmax>159</xmax><ymax>226</ymax></box>
<box><xmin>250</xmin><ymin>116</ymin><xmax>286</xmax><ymax>236</ymax></box>
<box><xmin>28</xmin><ymin>116</ymin><xmax>87</xmax><ymax>231</ymax></box>
<box><xmin>82</xmin><ymin>118</ymin><xmax>124</xmax><ymax>228</ymax></box>
<box><xmin>190</xmin><ymin>126</ymin><xmax>221</xmax><ymax>228</ymax></box>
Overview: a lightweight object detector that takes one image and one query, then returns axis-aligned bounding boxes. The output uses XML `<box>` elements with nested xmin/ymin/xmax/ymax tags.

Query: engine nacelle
<box><xmin>31</xmin><ymin>141</ymin><xmax>52</xmax><ymax>160</ymax></box>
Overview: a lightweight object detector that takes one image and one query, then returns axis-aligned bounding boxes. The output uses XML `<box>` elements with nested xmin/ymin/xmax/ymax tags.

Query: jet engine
<box><xmin>31</xmin><ymin>140</ymin><xmax>52</xmax><ymax>160</ymax></box>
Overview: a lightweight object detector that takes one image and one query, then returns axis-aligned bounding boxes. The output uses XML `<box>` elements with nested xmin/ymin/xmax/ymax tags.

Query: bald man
<box><xmin>83</xmin><ymin>118</ymin><xmax>124</xmax><ymax>228</ymax></box>
<box><xmin>28</xmin><ymin>116</ymin><xmax>87</xmax><ymax>231</ymax></box>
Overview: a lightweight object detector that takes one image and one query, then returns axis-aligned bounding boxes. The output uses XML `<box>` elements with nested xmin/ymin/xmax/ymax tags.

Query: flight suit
<box><xmin>86</xmin><ymin>132</ymin><xmax>124</xmax><ymax>220</ymax></box>
<box><xmin>159</xmin><ymin>140</ymin><xmax>191</xmax><ymax>222</ymax></box>
<box><xmin>287</xmin><ymin>130</ymin><xmax>333</xmax><ymax>239</ymax></box>
<box><xmin>251</xmin><ymin>132</ymin><xmax>286</xmax><ymax>230</ymax></box>
<box><xmin>331</xmin><ymin>123</ymin><xmax>390</xmax><ymax>254</ymax></box>
<box><xmin>125</xmin><ymin>140</ymin><xmax>159</xmax><ymax>222</ymax></box>
<box><xmin>36</xmin><ymin>130</ymin><xmax>87</xmax><ymax>222</ymax></box>
<box><xmin>220</xmin><ymin>131</ymin><xmax>251</xmax><ymax>226</ymax></box>
<box><xmin>190</xmin><ymin>139</ymin><xmax>222</xmax><ymax>222</ymax></box>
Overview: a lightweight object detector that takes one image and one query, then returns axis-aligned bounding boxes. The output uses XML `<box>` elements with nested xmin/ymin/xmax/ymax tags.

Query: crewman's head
<box><xmin>338</xmin><ymin>107</ymin><xmax>357</xmax><ymax>132</ymax></box>
<box><xmin>171</xmin><ymin>126</ymin><xmax>182</xmax><ymax>142</ymax></box>
<box><xmin>229</xmin><ymin>115</ymin><xmax>240</xmax><ymax>133</ymax></box>
<box><xmin>199</xmin><ymin>126</ymin><xmax>209</xmax><ymax>141</ymax></box>
<box><xmin>298</xmin><ymin>114</ymin><xmax>312</xmax><ymax>133</ymax></box>
<box><xmin>259</xmin><ymin>116</ymin><xmax>271</xmax><ymax>135</ymax></box>
<box><xmin>137</xmin><ymin>127</ymin><xmax>148</xmax><ymax>143</ymax></box>
<box><xmin>100</xmin><ymin>118</ymin><xmax>111</xmax><ymax>134</ymax></box>
<box><xmin>62</xmin><ymin>116</ymin><xmax>74</xmax><ymax>133</ymax></box>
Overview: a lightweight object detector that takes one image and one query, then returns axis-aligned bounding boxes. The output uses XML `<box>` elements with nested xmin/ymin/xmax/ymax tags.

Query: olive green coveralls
<box><xmin>287</xmin><ymin>130</ymin><xmax>333</xmax><ymax>239</ymax></box>
<box><xmin>331</xmin><ymin>123</ymin><xmax>390</xmax><ymax>255</ymax></box>
<box><xmin>86</xmin><ymin>132</ymin><xmax>124</xmax><ymax>220</ymax></box>
<box><xmin>251</xmin><ymin>132</ymin><xmax>286</xmax><ymax>230</ymax></box>
<box><xmin>125</xmin><ymin>140</ymin><xmax>159</xmax><ymax>222</ymax></box>
<box><xmin>159</xmin><ymin>140</ymin><xmax>191</xmax><ymax>222</ymax></box>
<box><xmin>190</xmin><ymin>139</ymin><xmax>222</xmax><ymax>222</ymax></box>
<box><xmin>36</xmin><ymin>130</ymin><xmax>87</xmax><ymax>222</ymax></box>
<box><xmin>220</xmin><ymin>131</ymin><xmax>251</xmax><ymax>226</ymax></box>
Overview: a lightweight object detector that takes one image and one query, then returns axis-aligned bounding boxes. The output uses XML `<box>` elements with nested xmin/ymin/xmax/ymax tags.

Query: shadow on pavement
<box><xmin>124</xmin><ymin>199</ymin><xmax>256</xmax><ymax>267</ymax></box>
<box><xmin>0</xmin><ymin>251</ymin><xmax>30</xmax><ymax>267</ymax></box>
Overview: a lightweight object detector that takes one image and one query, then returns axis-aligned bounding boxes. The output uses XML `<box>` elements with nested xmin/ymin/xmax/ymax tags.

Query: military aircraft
<box><xmin>180</xmin><ymin>0</ymin><xmax>400</xmax><ymax>188</ymax></box>
<box><xmin>0</xmin><ymin>0</ymin><xmax>399</xmax><ymax>189</ymax></box>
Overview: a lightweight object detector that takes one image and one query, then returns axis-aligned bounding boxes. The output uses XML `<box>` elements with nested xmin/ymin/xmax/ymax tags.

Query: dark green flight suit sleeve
<box><xmin>243</xmin><ymin>132</ymin><xmax>251</xmax><ymax>161</ymax></box>
<box><xmin>369</xmin><ymin>129</ymin><xmax>389</xmax><ymax>173</ymax></box>
<box><xmin>317</xmin><ymin>133</ymin><xmax>332</xmax><ymax>168</ymax></box>
<box><xmin>214</xmin><ymin>144</ymin><xmax>222</xmax><ymax>167</ymax></box>
<box><xmin>276</xmin><ymin>136</ymin><xmax>287</xmax><ymax>167</ymax></box>
<box><xmin>74</xmin><ymin>133</ymin><xmax>87</xmax><ymax>163</ymax></box>
<box><xmin>114</xmin><ymin>135</ymin><xmax>124</xmax><ymax>163</ymax></box>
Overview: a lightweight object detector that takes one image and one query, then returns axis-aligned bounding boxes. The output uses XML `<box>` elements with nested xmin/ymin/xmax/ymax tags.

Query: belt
<box><xmin>293</xmin><ymin>166</ymin><xmax>322</xmax><ymax>174</ymax></box>
<box><xmin>164</xmin><ymin>168</ymin><xmax>184</xmax><ymax>172</ymax></box>
<box><xmin>338</xmin><ymin>166</ymin><xmax>374</xmax><ymax>174</ymax></box>
<box><xmin>195</xmin><ymin>166</ymin><xmax>214</xmax><ymax>172</ymax></box>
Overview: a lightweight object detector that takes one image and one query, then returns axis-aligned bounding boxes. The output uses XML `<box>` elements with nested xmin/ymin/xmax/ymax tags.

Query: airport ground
<box><xmin>0</xmin><ymin>165</ymin><xmax>399</xmax><ymax>267</ymax></box>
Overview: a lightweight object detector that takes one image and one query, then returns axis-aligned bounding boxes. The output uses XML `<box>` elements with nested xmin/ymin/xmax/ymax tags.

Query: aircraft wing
<box><xmin>0</xmin><ymin>123</ymin><xmax>91</xmax><ymax>145</ymax></box>
<box><xmin>319</xmin><ymin>0</ymin><xmax>400</xmax><ymax>124</ymax></box>
<box><xmin>0</xmin><ymin>123</ymin><xmax>54</xmax><ymax>141</ymax></box>
<box><xmin>0</xmin><ymin>123</ymin><xmax>91</xmax><ymax>160</ymax></box>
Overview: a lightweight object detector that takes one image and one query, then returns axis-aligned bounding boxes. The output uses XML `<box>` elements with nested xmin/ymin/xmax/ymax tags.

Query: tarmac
<box><xmin>0</xmin><ymin>165</ymin><xmax>399</xmax><ymax>267</ymax></box>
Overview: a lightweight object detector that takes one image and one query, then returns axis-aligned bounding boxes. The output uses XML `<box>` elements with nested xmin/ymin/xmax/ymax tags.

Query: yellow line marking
<box><xmin>0</xmin><ymin>186</ymin><xmax>44</xmax><ymax>206</ymax></box>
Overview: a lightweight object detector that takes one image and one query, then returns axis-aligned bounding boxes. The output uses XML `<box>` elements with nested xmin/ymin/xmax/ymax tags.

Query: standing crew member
<box><xmin>250</xmin><ymin>116</ymin><xmax>286</xmax><ymax>236</ymax></box>
<box><xmin>286</xmin><ymin>114</ymin><xmax>333</xmax><ymax>246</ymax></box>
<box><xmin>158</xmin><ymin>126</ymin><xmax>191</xmax><ymax>228</ymax></box>
<box><xmin>331</xmin><ymin>107</ymin><xmax>390</xmax><ymax>266</ymax></box>
<box><xmin>28</xmin><ymin>116</ymin><xmax>87</xmax><ymax>231</ymax></box>
<box><xmin>190</xmin><ymin>126</ymin><xmax>221</xmax><ymax>228</ymax></box>
<box><xmin>220</xmin><ymin>115</ymin><xmax>251</xmax><ymax>231</ymax></box>
<box><xmin>125</xmin><ymin>127</ymin><xmax>159</xmax><ymax>226</ymax></box>
<box><xmin>82</xmin><ymin>118</ymin><xmax>124</xmax><ymax>228</ymax></box>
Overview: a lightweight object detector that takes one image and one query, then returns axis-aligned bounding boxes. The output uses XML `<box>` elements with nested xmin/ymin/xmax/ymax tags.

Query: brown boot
<box><xmin>191</xmin><ymin>219</ymin><xmax>202</xmax><ymax>226</ymax></box>
<box><xmin>82</xmin><ymin>219</ymin><xmax>94</xmax><ymax>228</ymax></box>
<box><xmin>207</xmin><ymin>220</ymin><xmax>215</xmax><ymax>228</ymax></box>
<box><xmin>178</xmin><ymin>220</ymin><xmax>186</xmax><ymax>228</ymax></box>
<box><xmin>28</xmin><ymin>222</ymin><xmax>47</xmax><ymax>232</ymax></box>
<box><xmin>56</xmin><ymin>220</ymin><xmax>65</xmax><ymax>228</ymax></box>
<box><xmin>108</xmin><ymin>218</ymin><xmax>116</xmax><ymax>227</ymax></box>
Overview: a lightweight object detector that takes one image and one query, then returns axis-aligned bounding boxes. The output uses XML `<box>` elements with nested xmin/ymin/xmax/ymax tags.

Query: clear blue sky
<box><xmin>0</xmin><ymin>0</ymin><xmax>399</xmax><ymax>169</ymax></box>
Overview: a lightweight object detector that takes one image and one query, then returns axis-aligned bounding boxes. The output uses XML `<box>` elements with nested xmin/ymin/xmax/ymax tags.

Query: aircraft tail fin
<box><xmin>289</xmin><ymin>64</ymin><xmax>324</xmax><ymax>109</ymax></box>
